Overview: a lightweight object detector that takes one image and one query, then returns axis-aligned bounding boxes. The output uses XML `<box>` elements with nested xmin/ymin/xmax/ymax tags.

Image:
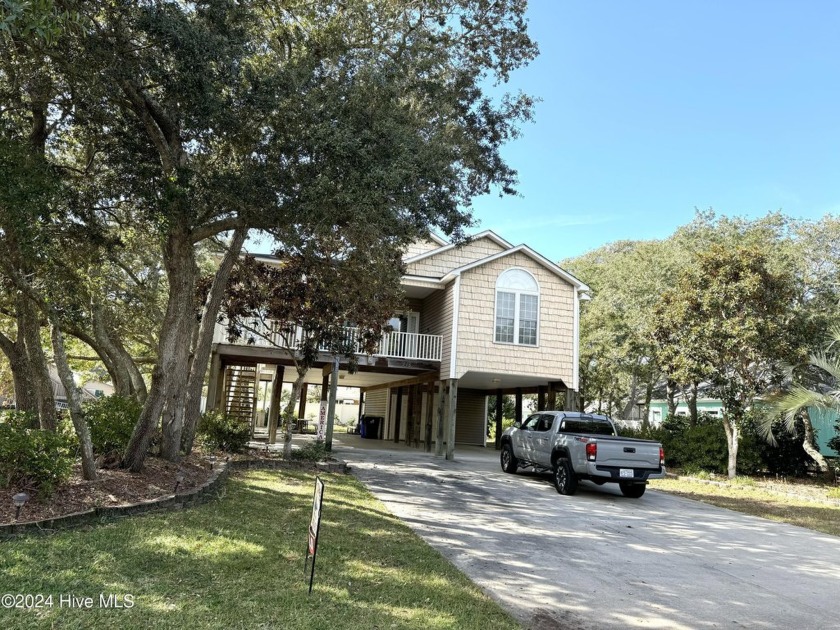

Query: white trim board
<box><xmin>440</xmin><ymin>244</ymin><xmax>590</xmax><ymax>292</ymax></box>
<box><xmin>403</xmin><ymin>230</ymin><xmax>513</xmax><ymax>265</ymax></box>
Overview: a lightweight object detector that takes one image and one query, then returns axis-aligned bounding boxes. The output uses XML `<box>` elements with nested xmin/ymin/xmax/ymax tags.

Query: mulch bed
<box><xmin>0</xmin><ymin>455</ymin><xmax>213</xmax><ymax>526</ymax></box>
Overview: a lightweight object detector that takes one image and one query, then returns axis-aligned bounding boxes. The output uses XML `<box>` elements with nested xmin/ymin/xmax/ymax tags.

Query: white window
<box><xmin>495</xmin><ymin>269</ymin><xmax>539</xmax><ymax>346</ymax></box>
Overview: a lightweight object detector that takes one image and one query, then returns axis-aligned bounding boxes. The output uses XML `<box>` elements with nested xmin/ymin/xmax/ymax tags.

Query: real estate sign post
<box><xmin>304</xmin><ymin>476</ymin><xmax>325</xmax><ymax>594</ymax></box>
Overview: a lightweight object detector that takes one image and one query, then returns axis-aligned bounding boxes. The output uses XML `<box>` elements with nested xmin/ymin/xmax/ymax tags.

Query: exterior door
<box><xmin>387</xmin><ymin>312</ymin><xmax>420</xmax><ymax>358</ymax></box>
<box><xmin>405</xmin><ymin>312</ymin><xmax>420</xmax><ymax>358</ymax></box>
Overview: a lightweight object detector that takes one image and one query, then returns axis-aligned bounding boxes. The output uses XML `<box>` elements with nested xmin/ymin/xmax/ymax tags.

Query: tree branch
<box><xmin>191</xmin><ymin>217</ymin><xmax>247</xmax><ymax>243</ymax></box>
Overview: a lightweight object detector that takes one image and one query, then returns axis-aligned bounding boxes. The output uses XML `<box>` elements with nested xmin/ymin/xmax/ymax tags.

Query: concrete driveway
<box><xmin>334</xmin><ymin>435</ymin><xmax>840</xmax><ymax>630</ymax></box>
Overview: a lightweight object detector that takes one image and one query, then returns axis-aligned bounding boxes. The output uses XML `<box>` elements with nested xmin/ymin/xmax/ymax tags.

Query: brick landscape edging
<box><xmin>228</xmin><ymin>458</ymin><xmax>347</xmax><ymax>474</ymax></box>
<box><xmin>0</xmin><ymin>457</ymin><xmax>347</xmax><ymax>539</ymax></box>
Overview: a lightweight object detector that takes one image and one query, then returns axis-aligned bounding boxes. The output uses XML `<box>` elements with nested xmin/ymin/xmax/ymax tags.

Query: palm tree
<box><xmin>761</xmin><ymin>331</ymin><xmax>840</xmax><ymax>476</ymax></box>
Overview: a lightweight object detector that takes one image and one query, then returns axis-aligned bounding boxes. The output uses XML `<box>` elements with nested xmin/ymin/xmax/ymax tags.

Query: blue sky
<box><xmin>472</xmin><ymin>0</ymin><xmax>840</xmax><ymax>261</ymax></box>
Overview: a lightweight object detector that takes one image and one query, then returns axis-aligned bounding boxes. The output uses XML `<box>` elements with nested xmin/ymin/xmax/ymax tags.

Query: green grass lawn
<box><xmin>1</xmin><ymin>470</ymin><xmax>518</xmax><ymax>629</ymax></box>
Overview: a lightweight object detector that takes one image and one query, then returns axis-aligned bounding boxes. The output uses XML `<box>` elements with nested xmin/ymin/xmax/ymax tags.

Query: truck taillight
<box><xmin>585</xmin><ymin>442</ymin><xmax>597</xmax><ymax>461</ymax></box>
<box><xmin>659</xmin><ymin>446</ymin><xmax>665</xmax><ymax>466</ymax></box>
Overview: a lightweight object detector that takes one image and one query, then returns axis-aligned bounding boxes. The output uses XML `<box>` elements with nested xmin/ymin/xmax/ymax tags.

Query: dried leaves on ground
<box><xmin>0</xmin><ymin>456</ymin><xmax>211</xmax><ymax>525</ymax></box>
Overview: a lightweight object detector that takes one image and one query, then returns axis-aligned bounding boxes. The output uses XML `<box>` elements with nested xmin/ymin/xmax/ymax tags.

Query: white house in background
<box><xmin>48</xmin><ymin>367</ymin><xmax>112</xmax><ymax>409</ymax></box>
<box><xmin>205</xmin><ymin>230</ymin><xmax>589</xmax><ymax>458</ymax></box>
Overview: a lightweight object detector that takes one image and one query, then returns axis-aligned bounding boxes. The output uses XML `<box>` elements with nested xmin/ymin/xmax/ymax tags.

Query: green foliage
<box><xmin>650</xmin><ymin>413</ymin><xmax>811</xmax><ymax>476</ymax></box>
<box><xmin>616</xmin><ymin>423</ymin><xmax>668</xmax><ymax>443</ymax></box>
<box><xmin>0</xmin><ymin>411</ymin><xmax>75</xmax><ymax>494</ymax></box>
<box><xmin>652</xmin><ymin>243</ymin><xmax>801</xmax><ymax>476</ymax></box>
<box><xmin>660</xmin><ymin>415</ymin><xmax>732</xmax><ymax>475</ymax></box>
<box><xmin>291</xmin><ymin>440</ymin><xmax>328</xmax><ymax>462</ymax></box>
<box><xmin>83</xmin><ymin>395</ymin><xmax>141</xmax><ymax>460</ymax></box>
<box><xmin>486</xmin><ymin>395</ymin><xmax>516</xmax><ymax>439</ymax></box>
<box><xmin>754</xmin><ymin>418</ymin><xmax>813</xmax><ymax>477</ymax></box>
<box><xmin>564</xmin><ymin>239</ymin><xmax>682</xmax><ymax>414</ymax></box>
<box><xmin>827</xmin><ymin>422</ymin><xmax>840</xmax><ymax>456</ymax></box>
<box><xmin>197</xmin><ymin>410</ymin><xmax>250</xmax><ymax>453</ymax></box>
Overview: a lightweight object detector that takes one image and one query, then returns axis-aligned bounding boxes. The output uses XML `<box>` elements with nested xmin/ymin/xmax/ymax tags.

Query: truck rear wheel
<box><xmin>619</xmin><ymin>482</ymin><xmax>646</xmax><ymax>498</ymax></box>
<box><xmin>500</xmin><ymin>443</ymin><xmax>519</xmax><ymax>473</ymax></box>
<box><xmin>553</xmin><ymin>458</ymin><xmax>578</xmax><ymax>496</ymax></box>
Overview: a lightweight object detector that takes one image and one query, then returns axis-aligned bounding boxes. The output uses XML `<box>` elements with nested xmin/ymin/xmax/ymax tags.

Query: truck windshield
<box><xmin>561</xmin><ymin>417</ymin><xmax>615</xmax><ymax>436</ymax></box>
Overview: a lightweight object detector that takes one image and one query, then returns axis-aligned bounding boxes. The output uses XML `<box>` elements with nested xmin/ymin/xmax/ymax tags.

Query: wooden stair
<box><xmin>223</xmin><ymin>365</ymin><xmax>257</xmax><ymax>428</ymax></box>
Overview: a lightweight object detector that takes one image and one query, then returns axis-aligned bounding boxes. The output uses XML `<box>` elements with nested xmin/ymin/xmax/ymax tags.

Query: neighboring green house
<box><xmin>647</xmin><ymin>398</ymin><xmax>839</xmax><ymax>457</ymax></box>
<box><xmin>647</xmin><ymin>398</ymin><xmax>723</xmax><ymax>426</ymax></box>
<box><xmin>808</xmin><ymin>408</ymin><xmax>839</xmax><ymax>457</ymax></box>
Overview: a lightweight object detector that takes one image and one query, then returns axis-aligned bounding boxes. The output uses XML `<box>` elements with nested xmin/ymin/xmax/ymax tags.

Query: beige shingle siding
<box><xmin>403</xmin><ymin>239</ymin><xmax>443</xmax><ymax>260</ymax></box>
<box><xmin>455</xmin><ymin>389</ymin><xmax>487</xmax><ymax>445</ymax></box>
<box><xmin>364</xmin><ymin>389</ymin><xmax>388</xmax><ymax>417</ymax></box>
<box><xmin>417</xmin><ymin>283</ymin><xmax>454</xmax><ymax>379</ymax></box>
<box><xmin>455</xmin><ymin>251</ymin><xmax>575</xmax><ymax>385</ymax></box>
<box><xmin>406</xmin><ymin>237</ymin><xmax>507</xmax><ymax>278</ymax></box>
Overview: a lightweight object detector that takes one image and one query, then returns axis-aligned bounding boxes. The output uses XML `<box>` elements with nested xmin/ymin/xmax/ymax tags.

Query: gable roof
<box><xmin>403</xmin><ymin>230</ymin><xmax>512</xmax><ymax>265</ymax></box>
<box><xmin>440</xmin><ymin>244</ymin><xmax>590</xmax><ymax>292</ymax></box>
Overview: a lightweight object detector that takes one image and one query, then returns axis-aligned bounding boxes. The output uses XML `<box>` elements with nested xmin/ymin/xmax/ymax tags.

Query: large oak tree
<box><xmin>46</xmin><ymin>0</ymin><xmax>537</xmax><ymax>470</ymax></box>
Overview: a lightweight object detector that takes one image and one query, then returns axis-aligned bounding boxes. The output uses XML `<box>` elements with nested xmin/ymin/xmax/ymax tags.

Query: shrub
<box><xmin>198</xmin><ymin>410</ymin><xmax>250</xmax><ymax>453</ymax></box>
<box><xmin>291</xmin><ymin>440</ymin><xmax>329</xmax><ymax>462</ymax></box>
<box><xmin>656</xmin><ymin>413</ymin><xmax>763</xmax><ymax>475</ymax></box>
<box><xmin>0</xmin><ymin>411</ymin><xmax>75</xmax><ymax>494</ymax></box>
<box><xmin>827</xmin><ymin>421</ymin><xmax>840</xmax><ymax>456</ymax></box>
<box><xmin>752</xmin><ymin>416</ymin><xmax>813</xmax><ymax>477</ymax></box>
<box><xmin>617</xmin><ymin>424</ymin><xmax>668</xmax><ymax>443</ymax></box>
<box><xmin>83</xmin><ymin>395</ymin><xmax>142</xmax><ymax>462</ymax></box>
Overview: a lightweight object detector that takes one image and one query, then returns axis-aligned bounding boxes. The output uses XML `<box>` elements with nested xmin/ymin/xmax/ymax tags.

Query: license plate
<box><xmin>620</xmin><ymin>468</ymin><xmax>634</xmax><ymax>478</ymax></box>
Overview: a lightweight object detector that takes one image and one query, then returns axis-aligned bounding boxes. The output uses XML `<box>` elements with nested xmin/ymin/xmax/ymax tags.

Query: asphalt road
<box><xmin>334</xmin><ymin>436</ymin><xmax>840</xmax><ymax>630</ymax></box>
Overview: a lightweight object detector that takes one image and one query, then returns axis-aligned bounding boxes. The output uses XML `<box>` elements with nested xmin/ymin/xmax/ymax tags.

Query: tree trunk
<box><xmin>622</xmin><ymin>364</ymin><xmax>640</xmax><ymax>420</ymax></box>
<box><xmin>159</xmin><ymin>233</ymin><xmax>198</xmax><ymax>462</ymax></box>
<box><xmin>688</xmin><ymin>381</ymin><xmax>699</xmax><ymax>427</ymax></box>
<box><xmin>800</xmin><ymin>408</ymin><xmax>829</xmax><ymax>474</ymax></box>
<box><xmin>722</xmin><ymin>414</ymin><xmax>739</xmax><ymax>479</ymax></box>
<box><xmin>89</xmin><ymin>326</ymin><xmax>130</xmax><ymax>397</ymax></box>
<box><xmin>122</xmin><ymin>364</ymin><xmax>167</xmax><ymax>471</ymax></box>
<box><xmin>182</xmin><ymin>228</ymin><xmax>247</xmax><ymax>455</ymax></box>
<box><xmin>666</xmin><ymin>378</ymin><xmax>678</xmax><ymax>418</ymax></box>
<box><xmin>50</xmin><ymin>322</ymin><xmax>97</xmax><ymax>480</ymax></box>
<box><xmin>283</xmin><ymin>371</ymin><xmax>306</xmax><ymax>460</ymax></box>
<box><xmin>89</xmin><ymin>302</ymin><xmax>132</xmax><ymax>398</ymax></box>
<box><xmin>112</xmin><ymin>335</ymin><xmax>148</xmax><ymax>403</ymax></box>
<box><xmin>124</xmin><ymin>228</ymin><xmax>196</xmax><ymax>470</ymax></box>
<box><xmin>0</xmin><ymin>330</ymin><xmax>38</xmax><ymax>416</ymax></box>
<box><xmin>641</xmin><ymin>380</ymin><xmax>654</xmax><ymax>431</ymax></box>
<box><xmin>19</xmin><ymin>295</ymin><xmax>56</xmax><ymax>430</ymax></box>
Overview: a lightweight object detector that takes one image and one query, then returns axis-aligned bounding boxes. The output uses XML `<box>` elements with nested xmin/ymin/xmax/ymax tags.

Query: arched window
<box><xmin>495</xmin><ymin>269</ymin><xmax>539</xmax><ymax>346</ymax></box>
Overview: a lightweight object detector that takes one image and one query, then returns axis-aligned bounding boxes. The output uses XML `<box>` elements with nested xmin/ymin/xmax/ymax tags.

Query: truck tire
<box><xmin>553</xmin><ymin>458</ymin><xmax>578</xmax><ymax>495</ymax></box>
<box><xmin>500</xmin><ymin>444</ymin><xmax>519</xmax><ymax>473</ymax></box>
<box><xmin>619</xmin><ymin>482</ymin><xmax>646</xmax><ymax>498</ymax></box>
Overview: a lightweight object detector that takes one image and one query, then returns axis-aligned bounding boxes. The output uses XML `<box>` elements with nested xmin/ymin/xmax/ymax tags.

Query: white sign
<box><xmin>317</xmin><ymin>400</ymin><xmax>327</xmax><ymax>440</ymax></box>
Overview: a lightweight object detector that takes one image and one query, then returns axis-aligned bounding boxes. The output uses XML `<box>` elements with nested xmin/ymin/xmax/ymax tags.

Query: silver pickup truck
<box><xmin>499</xmin><ymin>411</ymin><xmax>665</xmax><ymax>498</ymax></box>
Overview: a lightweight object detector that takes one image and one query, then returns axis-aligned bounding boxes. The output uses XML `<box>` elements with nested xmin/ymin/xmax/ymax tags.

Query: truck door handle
<box><xmin>624</xmin><ymin>447</ymin><xmax>636</xmax><ymax>453</ymax></box>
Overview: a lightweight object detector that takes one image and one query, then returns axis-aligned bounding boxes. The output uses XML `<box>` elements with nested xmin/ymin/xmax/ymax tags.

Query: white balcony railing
<box><xmin>213</xmin><ymin>319</ymin><xmax>442</xmax><ymax>362</ymax></box>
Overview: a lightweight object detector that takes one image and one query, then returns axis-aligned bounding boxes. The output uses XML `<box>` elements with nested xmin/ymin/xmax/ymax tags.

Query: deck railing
<box><xmin>213</xmin><ymin>319</ymin><xmax>442</xmax><ymax>362</ymax></box>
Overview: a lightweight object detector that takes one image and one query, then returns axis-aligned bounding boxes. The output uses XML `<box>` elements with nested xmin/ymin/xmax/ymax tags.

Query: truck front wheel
<box><xmin>619</xmin><ymin>482</ymin><xmax>646</xmax><ymax>498</ymax></box>
<box><xmin>553</xmin><ymin>458</ymin><xmax>578</xmax><ymax>496</ymax></box>
<box><xmin>500</xmin><ymin>444</ymin><xmax>519</xmax><ymax>473</ymax></box>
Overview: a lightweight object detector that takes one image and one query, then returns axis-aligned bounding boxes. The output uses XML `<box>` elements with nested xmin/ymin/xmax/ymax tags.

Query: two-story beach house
<box><xmin>205</xmin><ymin>230</ymin><xmax>589</xmax><ymax>458</ymax></box>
